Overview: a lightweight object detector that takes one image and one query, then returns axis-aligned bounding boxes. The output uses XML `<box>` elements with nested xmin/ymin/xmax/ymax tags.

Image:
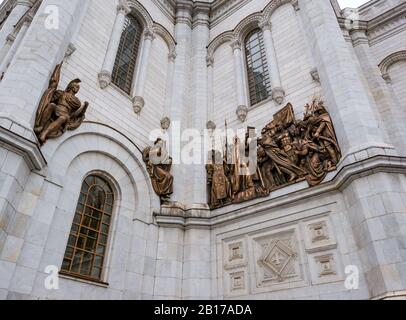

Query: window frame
<box><xmin>111</xmin><ymin>14</ymin><xmax>143</xmax><ymax>95</ymax></box>
<box><xmin>243</xmin><ymin>27</ymin><xmax>273</xmax><ymax>107</ymax></box>
<box><xmin>60</xmin><ymin>174</ymin><xmax>116</xmax><ymax>285</ymax></box>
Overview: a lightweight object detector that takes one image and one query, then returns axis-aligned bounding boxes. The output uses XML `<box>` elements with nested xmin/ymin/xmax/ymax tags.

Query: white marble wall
<box><xmin>0</xmin><ymin>0</ymin><xmax>406</xmax><ymax>300</ymax></box>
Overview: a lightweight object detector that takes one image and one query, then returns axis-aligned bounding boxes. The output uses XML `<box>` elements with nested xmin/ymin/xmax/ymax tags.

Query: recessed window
<box><xmin>61</xmin><ymin>175</ymin><xmax>114</xmax><ymax>283</ymax></box>
<box><xmin>111</xmin><ymin>15</ymin><xmax>143</xmax><ymax>94</ymax></box>
<box><xmin>244</xmin><ymin>28</ymin><xmax>272</xmax><ymax>106</ymax></box>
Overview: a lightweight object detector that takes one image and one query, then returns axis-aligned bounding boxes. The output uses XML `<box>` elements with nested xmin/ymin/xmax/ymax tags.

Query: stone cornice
<box><xmin>154</xmin><ymin>155</ymin><xmax>406</xmax><ymax>229</ymax></box>
<box><xmin>340</xmin><ymin>2</ymin><xmax>406</xmax><ymax>46</ymax></box>
<box><xmin>0</xmin><ymin>116</ymin><xmax>47</xmax><ymax>171</ymax></box>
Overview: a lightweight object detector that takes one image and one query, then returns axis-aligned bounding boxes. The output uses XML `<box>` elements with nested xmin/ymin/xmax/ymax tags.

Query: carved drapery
<box><xmin>142</xmin><ymin>139</ymin><xmax>174</xmax><ymax>202</ymax></box>
<box><xmin>206</xmin><ymin>99</ymin><xmax>342</xmax><ymax>209</ymax></box>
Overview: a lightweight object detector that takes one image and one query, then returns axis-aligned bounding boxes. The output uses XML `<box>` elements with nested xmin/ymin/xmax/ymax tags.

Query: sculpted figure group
<box><xmin>33</xmin><ymin>64</ymin><xmax>339</xmax><ymax>208</ymax></box>
<box><xmin>207</xmin><ymin>99</ymin><xmax>341</xmax><ymax>209</ymax></box>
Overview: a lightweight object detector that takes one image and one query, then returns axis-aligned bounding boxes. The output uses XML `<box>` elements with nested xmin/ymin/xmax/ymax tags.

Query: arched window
<box><xmin>244</xmin><ymin>28</ymin><xmax>272</xmax><ymax>106</ymax></box>
<box><xmin>111</xmin><ymin>15</ymin><xmax>143</xmax><ymax>95</ymax></box>
<box><xmin>61</xmin><ymin>175</ymin><xmax>114</xmax><ymax>282</ymax></box>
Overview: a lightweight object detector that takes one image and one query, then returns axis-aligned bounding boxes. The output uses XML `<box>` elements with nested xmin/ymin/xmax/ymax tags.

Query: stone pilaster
<box><xmin>0</xmin><ymin>0</ymin><xmax>33</xmax><ymax>51</ymax></box>
<box><xmin>0</xmin><ymin>15</ymin><xmax>32</xmax><ymax>77</ymax></box>
<box><xmin>299</xmin><ymin>0</ymin><xmax>393</xmax><ymax>161</ymax></box>
<box><xmin>231</xmin><ymin>39</ymin><xmax>249</xmax><ymax>121</ymax></box>
<box><xmin>161</xmin><ymin>50</ymin><xmax>177</xmax><ymax>129</ymax></box>
<box><xmin>189</xmin><ymin>3</ymin><xmax>210</xmax><ymax>205</ymax></box>
<box><xmin>206</xmin><ymin>56</ymin><xmax>215</xmax><ymax>129</ymax></box>
<box><xmin>259</xmin><ymin>20</ymin><xmax>285</xmax><ymax>105</ymax></box>
<box><xmin>167</xmin><ymin>1</ymin><xmax>193</xmax><ymax>206</ymax></box>
<box><xmin>132</xmin><ymin>28</ymin><xmax>155</xmax><ymax>115</ymax></box>
<box><xmin>350</xmin><ymin>28</ymin><xmax>406</xmax><ymax>153</ymax></box>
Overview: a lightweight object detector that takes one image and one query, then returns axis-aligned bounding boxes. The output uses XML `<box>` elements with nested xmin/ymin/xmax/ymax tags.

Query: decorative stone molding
<box><xmin>263</xmin><ymin>0</ymin><xmax>295</xmax><ymax>21</ymax></box>
<box><xmin>230</xmin><ymin>271</ymin><xmax>245</xmax><ymax>291</ymax></box>
<box><xmin>290</xmin><ymin>0</ymin><xmax>299</xmax><ymax>11</ymax></box>
<box><xmin>207</xmin><ymin>31</ymin><xmax>234</xmax><ymax>61</ymax></box>
<box><xmin>5</xmin><ymin>33</ymin><xmax>16</xmax><ymax>43</ymax></box>
<box><xmin>175</xmin><ymin>1</ymin><xmax>194</xmax><ymax>28</ymax></box>
<box><xmin>258</xmin><ymin>19</ymin><xmax>272</xmax><ymax>32</ymax></box>
<box><xmin>236</xmin><ymin>105</ymin><xmax>249</xmax><ymax>122</ymax></box>
<box><xmin>152</xmin><ymin>22</ymin><xmax>176</xmax><ymax>53</ymax></box>
<box><xmin>206</xmin><ymin>120</ymin><xmax>216</xmax><ymax>130</ymax></box>
<box><xmin>310</xmin><ymin>68</ymin><xmax>320</xmax><ymax>83</ymax></box>
<box><xmin>127</xmin><ymin>0</ymin><xmax>154</xmax><ymax>28</ymax></box>
<box><xmin>366</xmin><ymin>2</ymin><xmax>406</xmax><ymax>46</ymax></box>
<box><xmin>234</xmin><ymin>12</ymin><xmax>264</xmax><ymax>42</ymax></box>
<box><xmin>143</xmin><ymin>27</ymin><xmax>156</xmax><ymax>41</ymax></box>
<box><xmin>154</xmin><ymin>153</ymin><xmax>405</xmax><ymax>227</ymax></box>
<box><xmin>315</xmin><ymin>254</ymin><xmax>337</xmax><ymax>277</ymax></box>
<box><xmin>379</xmin><ymin>50</ymin><xmax>406</xmax><ymax>84</ymax></box>
<box><xmin>349</xmin><ymin>29</ymin><xmax>369</xmax><ymax>47</ymax></box>
<box><xmin>255</xmin><ymin>231</ymin><xmax>301</xmax><ymax>286</ymax></box>
<box><xmin>132</xmin><ymin>96</ymin><xmax>145</xmax><ymax>115</ymax></box>
<box><xmin>117</xmin><ymin>0</ymin><xmax>131</xmax><ymax>15</ymax></box>
<box><xmin>271</xmin><ymin>87</ymin><xmax>285</xmax><ymax>105</ymax></box>
<box><xmin>65</xmin><ymin>42</ymin><xmax>76</xmax><ymax>57</ymax></box>
<box><xmin>230</xmin><ymin>39</ymin><xmax>242</xmax><ymax>51</ymax></box>
<box><xmin>160</xmin><ymin>117</ymin><xmax>171</xmax><ymax>130</ymax></box>
<box><xmin>0</xmin><ymin>116</ymin><xmax>46</xmax><ymax>170</ymax></box>
<box><xmin>98</xmin><ymin>70</ymin><xmax>111</xmax><ymax>89</ymax></box>
<box><xmin>168</xmin><ymin>50</ymin><xmax>177</xmax><ymax>62</ymax></box>
<box><xmin>192</xmin><ymin>2</ymin><xmax>211</xmax><ymax>29</ymax></box>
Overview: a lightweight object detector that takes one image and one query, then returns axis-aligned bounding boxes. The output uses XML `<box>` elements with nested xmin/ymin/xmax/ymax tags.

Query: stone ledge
<box><xmin>0</xmin><ymin>126</ymin><xmax>46</xmax><ymax>171</ymax></box>
<box><xmin>154</xmin><ymin>155</ymin><xmax>406</xmax><ymax>228</ymax></box>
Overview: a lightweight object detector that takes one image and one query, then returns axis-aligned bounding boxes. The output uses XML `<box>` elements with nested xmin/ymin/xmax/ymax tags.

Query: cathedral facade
<box><xmin>0</xmin><ymin>0</ymin><xmax>406</xmax><ymax>300</ymax></box>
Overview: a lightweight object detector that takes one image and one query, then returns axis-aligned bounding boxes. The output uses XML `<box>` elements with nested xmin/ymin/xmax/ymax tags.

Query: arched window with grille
<box><xmin>244</xmin><ymin>28</ymin><xmax>272</xmax><ymax>106</ymax></box>
<box><xmin>61</xmin><ymin>175</ymin><xmax>114</xmax><ymax>283</ymax></box>
<box><xmin>111</xmin><ymin>15</ymin><xmax>143</xmax><ymax>94</ymax></box>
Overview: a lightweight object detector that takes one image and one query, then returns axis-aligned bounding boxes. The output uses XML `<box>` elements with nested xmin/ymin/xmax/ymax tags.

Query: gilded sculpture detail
<box><xmin>207</xmin><ymin>99</ymin><xmax>342</xmax><ymax>209</ymax></box>
<box><xmin>34</xmin><ymin>62</ymin><xmax>89</xmax><ymax>145</ymax></box>
<box><xmin>143</xmin><ymin>138</ymin><xmax>174</xmax><ymax>202</ymax></box>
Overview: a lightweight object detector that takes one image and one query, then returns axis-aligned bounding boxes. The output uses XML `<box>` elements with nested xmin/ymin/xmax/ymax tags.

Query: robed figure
<box><xmin>143</xmin><ymin>139</ymin><xmax>174</xmax><ymax>201</ymax></box>
<box><xmin>34</xmin><ymin>62</ymin><xmax>89</xmax><ymax>145</ymax></box>
<box><xmin>206</xmin><ymin>151</ymin><xmax>231</xmax><ymax>208</ymax></box>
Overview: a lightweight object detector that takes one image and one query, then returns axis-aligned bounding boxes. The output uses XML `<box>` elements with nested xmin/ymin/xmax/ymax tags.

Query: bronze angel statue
<box><xmin>34</xmin><ymin>62</ymin><xmax>89</xmax><ymax>145</ymax></box>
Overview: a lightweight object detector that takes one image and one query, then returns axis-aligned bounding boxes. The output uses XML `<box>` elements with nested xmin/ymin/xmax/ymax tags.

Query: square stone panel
<box><xmin>252</xmin><ymin>228</ymin><xmax>306</xmax><ymax>292</ymax></box>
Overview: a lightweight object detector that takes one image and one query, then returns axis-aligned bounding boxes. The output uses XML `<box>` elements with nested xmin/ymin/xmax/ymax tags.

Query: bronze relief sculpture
<box><xmin>208</xmin><ymin>99</ymin><xmax>342</xmax><ymax>209</ymax></box>
<box><xmin>143</xmin><ymin>138</ymin><xmax>174</xmax><ymax>202</ymax></box>
<box><xmin>34</xmin><ymin>62</ymin><xmax>89</xmax><ymax>145</ymax></box>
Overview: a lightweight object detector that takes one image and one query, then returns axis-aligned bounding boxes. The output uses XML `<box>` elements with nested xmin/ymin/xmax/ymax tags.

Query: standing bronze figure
<box><xmin>206</xmin><ymin>150</ymin><xmax>231</xmax><ymax>208</ymax></box>
<box><xmin>143</xmin><ymin>139</ymin><xmax>174</xmax><ymax>201</ymax></box>
<box><xmin>34</xmin><ymin>62</ymin><xmax>89</xmax><ymax>145</ymax></box>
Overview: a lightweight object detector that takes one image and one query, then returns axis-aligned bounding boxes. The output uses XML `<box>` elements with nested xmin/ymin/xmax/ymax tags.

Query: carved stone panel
<box><xmin>252</xmin><ymin>229</ymin><xmax>305</xmax><ymax>291</ymax></box>
<box><xmin>230</xmin><ymin>271</ymin><xmax>246</xmax><ymax>291</ymax></box>
<box><xmin>224</xmin><ymin>268</ymin><xmax>248</xmax><ymax>297</ymax></box>
<box><xmin>224</xmin><ymin>239</ymin><xmax>247</xmax><ymax>270</ymax></box>
<box><xmin>303</xmin><ymin>216</ymin><xmax>337</xmax><ymax>253</ymax></box>
<box><xmin>308</xmin><ymin>250</ymin><xmax>342</xmax><ymax>285</ymax></box>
